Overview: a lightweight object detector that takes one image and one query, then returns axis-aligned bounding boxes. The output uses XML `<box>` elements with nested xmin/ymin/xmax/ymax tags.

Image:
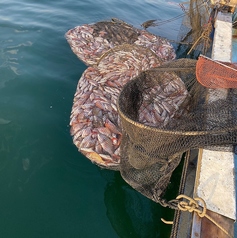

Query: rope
<box><xmin>153</xmin><ymin>0</ymin><xmax>208</xmax><ymax>27</ymax></box>
<box><xmin>162</xmin><ymin>194</ymin><xmax>234</xmax><ymax>238</ymax></box>
<box><xmin>176</xmin><ymin>195</ymin><xmax>206</xmax><ymax>217</ymax></box>
<box><xmin>161</xmin><ymin>218</ymin><xmax>174</xmax><ymax>225</ymax></box>
<box><xmin>187</xmin><ymin>6</ymin><xmax>217</xmax><ymax>54</ymax></box>
<box><xmin>187</xmin><ymin>21</ymin><xmax>213</xmax><ymax>54</ymax></box>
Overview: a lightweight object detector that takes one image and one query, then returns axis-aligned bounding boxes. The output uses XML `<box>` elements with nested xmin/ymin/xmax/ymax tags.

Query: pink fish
<box><xmin>97</xmin><ymin>134</ymin><xmax>114</xmax><ymax>155</ymax></box>
<box><xmin>104</xmin><ymin>119</ymin><xmax>121</xmax><ymax>135</ymax></box>
<box><xmin>97</xmin><ymin>127</ymin><xmax>112</xmax><ymax>137</ymax></box>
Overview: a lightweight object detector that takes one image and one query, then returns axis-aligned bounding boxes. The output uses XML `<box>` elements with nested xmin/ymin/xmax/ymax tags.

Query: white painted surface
<box><xmin>196</xmin><ymin>11</ymin><xmax>236</xmax><ymax>220</ymax></box>
<box><xmin>211</xmin><ymin>12</ymin><xmax>232</xmax><ymax>62</ymax></box>
<box><xmin>196</xmin><ymin>149</ymin><xmax>236</xmax><ymax>220</ymax></box>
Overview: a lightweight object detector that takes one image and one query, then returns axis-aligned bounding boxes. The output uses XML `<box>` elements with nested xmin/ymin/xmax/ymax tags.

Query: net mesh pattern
<box><xmin>117</xmin><ymin>58</ymin><xmax>237</xmax><ymax>201</ymax></box>
<box><xmin>65</xmin><ymin>19</ymin><xmax>176</xmax><ymax>66</ymax></box>
<box><xmin>69</xmin><ymin>44</ymin><xmax>162</xmax><ymax>170</ymax></box>
<box><xmin>196</xmin><ymin>55</ymin><xmax>237</xmax><ymax>88</ymax></box>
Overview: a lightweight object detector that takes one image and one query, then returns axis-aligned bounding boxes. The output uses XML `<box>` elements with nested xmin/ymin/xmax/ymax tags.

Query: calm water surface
<box><xmin>1</xmin><ymin>0</ymin><xmax>235</xmax><ymax>237</ymax></box>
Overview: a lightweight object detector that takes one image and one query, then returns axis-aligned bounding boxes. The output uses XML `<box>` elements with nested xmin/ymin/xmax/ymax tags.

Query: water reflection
<box><xmin>102</xmin><ymin>170</ymin><xmax>173</xmax><ymax>238</ymax></box>
<box><xmin>0</xmin><ymin>25</ymin><xmax>35</xmax><ymax>89</ymax></box>
<box><xmin>0</xmin><ymin>121</ymin><xmax>52</xmax><ymax>194</ymax></box>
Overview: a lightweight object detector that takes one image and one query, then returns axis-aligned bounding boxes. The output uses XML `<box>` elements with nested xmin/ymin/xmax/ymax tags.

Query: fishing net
<box><xmin>176</xmin><ymin>0</ymin><xmax>212</xmax><ymax>56</ymax></box>
<box><xmin>196</xmin><ymin>55</ymin><xmax>237</xmax><ymax>88</ymax></box>
<box><xmin>180</xmin><ymin>0</ymin><xmax>237</xmax><ymax>54</ymax></box>
<box><xmin>70</xmin><ymin>44</ymin><xmax>162</xmax><ymax>170</ymax></box>
<box><xmin>65</xmin><ymin>19</ymin><xmax>175</xmax><ymax>65</ymax></box>
<box><xmin>117</xmin><ymin>58</ymin><xmax>237</xmax><ymax>201</ymax></box>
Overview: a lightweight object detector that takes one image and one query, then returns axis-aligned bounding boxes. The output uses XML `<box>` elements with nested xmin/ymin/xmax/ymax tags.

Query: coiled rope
<box><xmin>162</xmin><ymin>194</ymin><xmax>233</xmax><ymax>238</ymax></box>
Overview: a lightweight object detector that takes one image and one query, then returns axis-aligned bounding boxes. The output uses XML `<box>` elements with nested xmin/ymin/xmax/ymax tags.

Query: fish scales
<box><xmin>66</xmin><ymin>21</ymin><xmax>179</xmax><ymax>168</ymax></box>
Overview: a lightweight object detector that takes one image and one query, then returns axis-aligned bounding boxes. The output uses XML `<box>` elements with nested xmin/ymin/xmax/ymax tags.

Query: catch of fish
<box><xmin>138</xmin><ymin>72</ymin><xmax>189</xmax><ymax>127</ymax></box>
<box><xmin>65</xmin><ymin>20</ymin><xmax>176</xmax><ymax>66</ymax></box>
<box><xmin>70</xmin><ymin>67</ymin><xmax>122</xmax><ymax>168</ymax></box>
<box><xmin>70</xmin><ymin>44</ymin><xmax>162</xmax><ymax>169</ymax></box>
<box><xmin>66</xmin><ymin>19</ymin><xmax>184</xmax><ymax>169</ymax></box>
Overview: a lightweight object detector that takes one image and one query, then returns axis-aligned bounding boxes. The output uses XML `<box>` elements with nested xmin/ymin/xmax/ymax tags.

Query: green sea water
<box><xmin>1</xmin><ymin>0</ymin><xmax>236</xmax><ymax>237</ymax></box>
<box><xmin>0</xmin><ymin>1</ymin><xmax>183</xmax><ymax>237</ymax></box>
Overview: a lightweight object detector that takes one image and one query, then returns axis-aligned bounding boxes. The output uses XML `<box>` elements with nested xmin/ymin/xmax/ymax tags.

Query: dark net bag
<box><xmin>65</xmin><ymin>19</ymin><xmax>175</xmax><ymax>66</ymax></box>
<box><xmin>117</xmin><ymin>58</ymin><xmax>237</xmax><ymax>203</ymax></box>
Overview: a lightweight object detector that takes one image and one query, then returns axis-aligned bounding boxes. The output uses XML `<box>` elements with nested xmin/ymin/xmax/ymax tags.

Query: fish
<box><xmin>104</xmin><ymin>119</ymin><xmax>121</xmax><ymax>135</ymax></box>
<box><xmin>99</xmin><ymin>153</ymin><xmax>114</xmax><ymax>162</ymax></box>
<box><xmin>81</xmin><ymin>127</ymin><xmax>92</xmax><ymax>138</ymax></box>
<box><xmin>111</xmin><ymin>18</ymin><xmax>126</xmax><ymax>24</ymax></box>
<box><xmin>78</xmin><ymin>134</ymin><xmax>95</xmax><ymax>149</ymax></box>
<box><xmin>85</xmin><ymin>152</ymin><xmax>105</xmax><ymax>165</ymax></box>
<box><xmin>66</xmin><ymin>21</ymin><xmax>176</xmax><ymax>67</ymax></box>
<box><xmin>66</xmin><ymin>23</ymin><xmax>177</xmax><ymax>168</ymax></box>
<box><xmin>97</xmin><ymin>134</ymin><xmax>114</xmax><ymax>155</ymax></box>
<box><xmin>97</xmin><ymin>127</ymin><xmax>112</xmax><ymax>137</ymax></box>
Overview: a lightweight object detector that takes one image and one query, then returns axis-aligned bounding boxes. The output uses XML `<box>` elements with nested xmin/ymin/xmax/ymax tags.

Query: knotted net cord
<box><xmin>161</xmin><ymin>195</ymin><xmax>233</xmax><ymax>238</ymax></box>
<box><xmin>187</xmin><ymin>20</ymin><xmax>213</xmax><ymax>54</ymax></box>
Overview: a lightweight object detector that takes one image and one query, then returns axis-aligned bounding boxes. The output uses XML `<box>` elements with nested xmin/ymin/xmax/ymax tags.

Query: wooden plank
<box><xmin>171</xmin><ymin>11</ymin><xmax>236</xmax><ymax>238</ymax></box>
<box><xmin>191</xmin><ymin>213</ymin><xmax>202</xmax><ymax>238</ymax></box>
<box><xmin>211</xmin><ymin>0</ymin><xmax>237</xmax><ymax>10</ymax></box>
<box><xmin>201</xmin><ymin>211</ymin><xmax>234</xmax><ymax>238</ymax></box>
<box><xmin>191</xmin><ymin>212</ymin><xmax>235</xmax><ymax>238</ymax></box>
<box><xmin>170</xmin><ymin>150</ymin><xmax>198</xmax><ymax>238</ymax></box>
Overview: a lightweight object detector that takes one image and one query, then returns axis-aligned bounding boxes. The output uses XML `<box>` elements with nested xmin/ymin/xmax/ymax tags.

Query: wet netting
<box><xmin>117</xmin><ymin>58</ymin><xmax>237</xmax><ymax>202</ymax></box>
<box><xmin>66</xmin><ymin>0</ymin><xmax>237</xmax><ymax>208</ymax></box>
<box><xmin>176</xmin><ymin>0</ymin><xmax>214</xmax><ymax>57</ymax></box>
<box><xmin>65</xmin><ymin>19</ymin><xmax>175</xmax><ymax>66</ymax></box>
<box><xmin>196</xmin><ymin>55</ymin><xmax>237</xmax><ymax>88</ymax></box>
<box><xmin>70</xmin><ymin>44</ymin><xmax>163</xmax><ymax>170</ymax></box>
<box><xmin>67</xmin><ymin>19</ymin><xmax>176</xmax><ymax>170</ymax></box>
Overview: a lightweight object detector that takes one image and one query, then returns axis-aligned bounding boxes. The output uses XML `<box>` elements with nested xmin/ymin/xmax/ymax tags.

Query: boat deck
<box><xmin>171</xmin><ymin>11</ymin><xmax>236</xmax><ymax>238</ymax></box>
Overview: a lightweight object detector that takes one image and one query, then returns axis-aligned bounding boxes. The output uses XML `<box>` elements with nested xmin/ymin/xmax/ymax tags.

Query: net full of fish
<box><xmin>117</xmin><ymin>67</ymin><xmax>191</xmax><ymax>172</ymax></box>
<box><xmin>65</xmin><ymin>20</ymin><xmax>176</xmax><ymax>66</ymax></box>
<box><xmin>138</xmin><ymin>72</ymin><xmax>189</xmax><ymax>127</ymax></box>
<box><xmin>66</xmin><ymin>19</ymin><xmax>178</xmax><ymax>169</ymax></box>
<box><xmin>70</xmin><ymin>44</ymin><xmax>163</xmax><ymax>169</ymax></box>
<box><xmin>70</xmin><ymin>67</ymin><xmax>121</xmax><ymax>169</ymax></box>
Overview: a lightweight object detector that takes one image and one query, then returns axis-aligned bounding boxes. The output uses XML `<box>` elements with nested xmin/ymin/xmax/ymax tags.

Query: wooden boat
<box><xmin>171</xmin><ymin>5</ymin><xmax>236</xmax><ymax>238</ymax></box>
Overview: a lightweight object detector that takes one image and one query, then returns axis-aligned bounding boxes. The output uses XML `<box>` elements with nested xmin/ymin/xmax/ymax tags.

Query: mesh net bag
<box><xmin>65</xmin><ymin>19</ymin><xmax>176</xmax><ymax>65</ymax></box>
<box><xmin>70</xmin><ymin>44</ymin><xmax>162</xmax><ymax>170</ymax></box>
<box><xmin>117</xmin><ymin>58</ymin><xmax>237</xmax><ymax>202</ymax></box>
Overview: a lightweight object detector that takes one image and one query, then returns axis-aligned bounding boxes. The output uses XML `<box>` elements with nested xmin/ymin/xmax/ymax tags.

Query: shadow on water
<box><xmin>100</xmin><ymin>161</ymin><xmax>183</xmax><ymax>238</ymax></box>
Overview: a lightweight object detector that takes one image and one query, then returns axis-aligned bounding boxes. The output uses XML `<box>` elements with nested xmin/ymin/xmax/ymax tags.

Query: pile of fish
<box><xmin>138</xmin><ymin>72</ymin><xmax>189</xmax><ymax>127</ymax></box>
<box><xmin>65</xmin><ymin>20</ymin><xmax>176</xmax><ymax>66</ymax></box>
<box><xmin>66</xmin><ymin>19</ymin><xmax>178</xmax><ymax>169</ymax></box>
